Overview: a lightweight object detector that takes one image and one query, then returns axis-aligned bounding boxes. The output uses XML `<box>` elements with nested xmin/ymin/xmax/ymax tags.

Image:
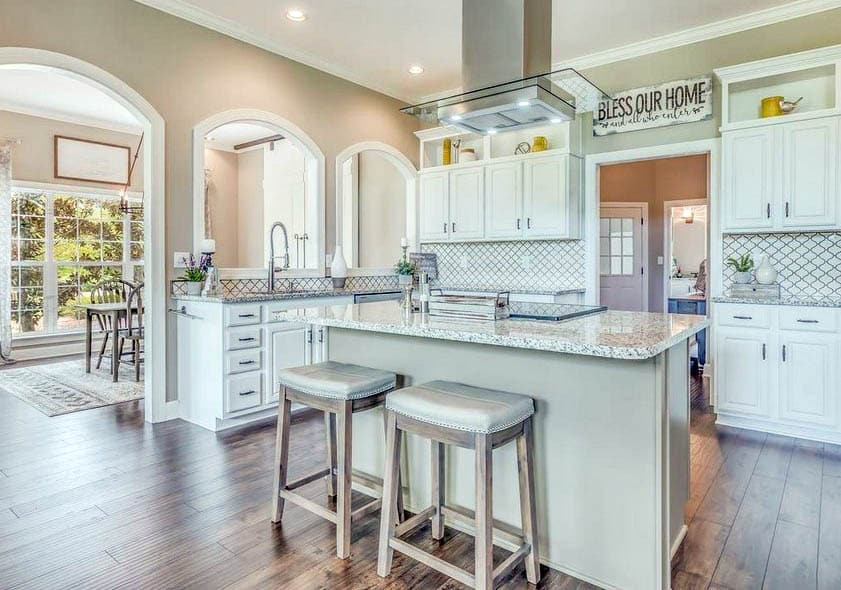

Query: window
<box><xmin>11</xmin><ymin>186</ymin><xmax>144</xmax><ymax>336</ymax></box>
<box><xmin>599</xmin><ymin>217</ymin><xmax>635</xmax><ymax>276</ymax></box>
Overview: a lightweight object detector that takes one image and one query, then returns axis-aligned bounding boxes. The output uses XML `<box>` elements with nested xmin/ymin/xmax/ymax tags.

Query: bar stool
<box><xmin>270</xmin><ymin>361</ymin><xmax>403</xmax><ymax>559</ymax></box>
<box><xmin>377</xmin><ymin>381</ymin><xmax>539</xmax><ymax>590</ymax></box>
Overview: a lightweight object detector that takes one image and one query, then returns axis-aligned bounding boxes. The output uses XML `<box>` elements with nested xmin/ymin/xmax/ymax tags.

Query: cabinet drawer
<box><xmin>225</xmin><ymin>372</ymin><xmax>263</xmax><ymax>413</ymax></box>
<box><xmin>226</xmin><ymin>349</ymin><xmax>262</xmax><ymax>375</ymax></box>
<box><xmin>779</xmin><ymin>307</ymin><xmax>838</xmax><ymax>333</ymax></box>
<box><xmin>226</xmin><ymin>326</ymin><xmax>262</xmax><ymax>350</ymax></box>
<box><xmin>225</xmin><ymin>305</ymin><xmax>261</xmax><ymax>327</ymax></box>
<box><xmin>715</xmin><ymin>304</ymin><xmax>772</xmax><ymax>329</ymax></box>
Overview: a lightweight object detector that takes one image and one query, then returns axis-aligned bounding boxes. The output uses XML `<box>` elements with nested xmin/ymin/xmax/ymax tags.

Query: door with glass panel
<box><xmin>599</xmin><ymin>207</ymin><xmax>644</xmax><ymax>311</ymax></box>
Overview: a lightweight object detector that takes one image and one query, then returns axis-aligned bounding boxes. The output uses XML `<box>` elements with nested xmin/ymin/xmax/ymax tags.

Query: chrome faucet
<box><xmin>268</xmin><ymin>221</ymin><xmax>290</xmax><ymax>291</ymax></box>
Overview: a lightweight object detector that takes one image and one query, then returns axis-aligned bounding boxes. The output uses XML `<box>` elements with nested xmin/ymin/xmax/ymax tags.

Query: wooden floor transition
<box><xmin>1</xmin><ymin>360</ymin><xmax>840</xmax><ymax>589</ymax></box>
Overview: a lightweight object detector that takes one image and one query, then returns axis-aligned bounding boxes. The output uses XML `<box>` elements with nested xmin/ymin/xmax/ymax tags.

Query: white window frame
<box><xmin>11</xmin><ymin>180</ymin><xmax>143</xmax><ymax>339</ymax></box>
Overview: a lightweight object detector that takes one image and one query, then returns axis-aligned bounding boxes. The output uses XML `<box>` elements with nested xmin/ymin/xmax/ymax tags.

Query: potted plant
<box><xmin>394</xmin><ymin>259</ymin><xmax>415</xmax><ymax>287</ymax></box>
<box><xmin>182</xmin><ymin>253</ymin><xmax>209</xmax><ymax>295</ymax></box>
<box><xmin>725</xmin><ymin>253</ymin><xmax>754</xmax><ymax>284</ymax></box>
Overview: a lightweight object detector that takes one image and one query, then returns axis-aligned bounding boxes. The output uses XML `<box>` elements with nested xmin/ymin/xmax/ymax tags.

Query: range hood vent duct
<box><xmin>402</xmin><ymin>0</ymin><xmax>609</xmax><ymax>135</ymax></box>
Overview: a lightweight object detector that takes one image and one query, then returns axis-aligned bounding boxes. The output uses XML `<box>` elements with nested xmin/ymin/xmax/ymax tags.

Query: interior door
<box><xmin>781</xmin><ymin>118</ymin><xmax>838</xmax><ymax>228</ymax></box>
<box><xmin>599</xmin><ymin>207</ymin><xmax>644</xmax><ymax>311</ymax></box>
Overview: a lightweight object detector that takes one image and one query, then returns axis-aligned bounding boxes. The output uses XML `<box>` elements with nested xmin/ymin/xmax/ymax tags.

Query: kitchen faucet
<box><xmin>268</xmin><ymin>221</ymin><xmax>290</xmax><ymax>291</ymax></box>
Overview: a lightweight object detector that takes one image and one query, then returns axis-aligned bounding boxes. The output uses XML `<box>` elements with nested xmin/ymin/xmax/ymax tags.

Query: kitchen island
<box><xmin>273</xmin><ymin>301</ymin><xmax>707</xmax><ymax>590</ymax></box>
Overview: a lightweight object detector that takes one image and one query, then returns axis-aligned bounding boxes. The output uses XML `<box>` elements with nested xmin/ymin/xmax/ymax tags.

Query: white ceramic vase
<box><xmin>330</xmin><ymin>246</ymin><xmax>348</xmax><ymax>288</ymax></box>
<box><xmin>754</xmin><ymin>254</ymin><xmax>778</xmax><ymax>285</ymax></box>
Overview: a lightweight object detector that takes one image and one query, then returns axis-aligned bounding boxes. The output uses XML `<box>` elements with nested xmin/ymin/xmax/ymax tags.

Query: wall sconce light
<box><xmin>681</xmin><ymin>207</ymin><xmax>695</xmax><ymax>224</ymax></box>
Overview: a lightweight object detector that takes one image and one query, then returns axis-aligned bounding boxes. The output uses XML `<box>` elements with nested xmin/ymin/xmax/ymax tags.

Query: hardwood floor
<box><xmin>1</xmin><ymin>361</ymin><xmax>839</xmax><ymax>589</ymax></box>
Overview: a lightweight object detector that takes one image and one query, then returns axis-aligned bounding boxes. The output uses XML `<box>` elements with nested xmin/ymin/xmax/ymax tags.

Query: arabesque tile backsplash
<box><xmin>722</xmin><ymin>232</ymin><xmax>841</xmax><ymax>298</ymax></box>
<box><xmin>421</xmin><ymin>240</ymin><xmax>586</xmax><ymax>292</ymax></box>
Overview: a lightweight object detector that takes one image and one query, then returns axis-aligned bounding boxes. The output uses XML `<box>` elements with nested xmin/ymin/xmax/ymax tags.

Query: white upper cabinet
<box><xmin>722</xmin><ymin>127</ymin><xmax>776</xmax><ymax>232</ymax></box>
<box><xmin>419</xmin><ymin>171</ymin><xmax>449</xmax><ymax>241</ymax></box>
<box><xmin>523</xmin><ymin>155</ymin><xmax>568</xmax><ymax>238</ymax></box>
<box><xmin>448</xmin><ymin>166</ymin><xmax>484</xmax><ymax>240</ymax></box>
<box><xmin>485</xmin><ymin>162</ymin><xmax>523</xmax><ymax>239</ymax></box>
<box><xmin>781</xmin><ymin>118</ymin><xmax>838</xmax><ymax>228</ymax></box>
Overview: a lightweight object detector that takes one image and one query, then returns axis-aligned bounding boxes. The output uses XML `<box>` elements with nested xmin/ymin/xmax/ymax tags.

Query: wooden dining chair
<box><xmin>89</xmin><ymin>279</ymin><xmax>135</xmax><ymax>370</ymax></box>
<box><xmin>120</xmin><ymin>282</ymin><xmax>144</xmax><ymax>382</ymax></box>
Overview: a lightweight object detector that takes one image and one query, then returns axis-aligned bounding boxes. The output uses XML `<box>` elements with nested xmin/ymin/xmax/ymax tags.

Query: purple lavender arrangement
<box><xmin>181</xmin><ymin>253</ymin><xmax>210</xmax><ymax>283</ymax></box>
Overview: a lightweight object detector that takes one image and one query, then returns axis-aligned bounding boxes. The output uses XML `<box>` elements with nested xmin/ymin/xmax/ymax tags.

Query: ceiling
<box><xmin>134</xmin><ymin>0</ymin><xmax>828</xmax><ymax>102</ymax></box>
<box><xmin>0</xmin><ymin>67</ymin><xmax>140</xmax><ymax>132</ymax></box>
<box><xmin>204</xmin><ymin>121</ymin><xmax>281</xmax><ymax>151</ymax></box>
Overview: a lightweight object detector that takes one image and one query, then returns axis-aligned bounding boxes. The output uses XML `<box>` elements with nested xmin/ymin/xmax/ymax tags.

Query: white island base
<box><xmin>316</xmin><ymin>326</ymin><xmax>690</xmax><ymax>590</ymax></box>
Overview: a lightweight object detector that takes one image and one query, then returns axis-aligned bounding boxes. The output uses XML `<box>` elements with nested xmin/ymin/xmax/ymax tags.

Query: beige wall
<box><xmin>204</xmin><ymin>147</ymin><xmax>238</xmax><ymax>267</ymax></box>
<box><xmin>600</xmin><ymin>154</ymin><xmax>707</xmax><ymax>311</ymax></box>
<box><xmin>0</xmin><ymin>0</ymin><xmax>418</xmax><ymax>401</ymax></box>
<box><xmin>1</xmin><ymin>110</ymin><xmax>143</xmax><ymax>191</ymax></box>
<box><xmin>582</xmin><ymin>8</ymin><xmax>841</xmax><ymax>154</ymax></box>
<box><xmin>357</xmin><ymin>150</ymin><xmax>406</xmax><ymax>268</ymax></box>
<box><xmin>236</xmin><ymin>148</ymin><xmax>264</xmax><ymax>268</ymax></box>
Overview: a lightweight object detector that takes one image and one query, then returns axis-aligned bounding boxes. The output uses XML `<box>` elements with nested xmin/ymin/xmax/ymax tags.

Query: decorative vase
<box><xmin>330</xmin><ymin>246</ymin><xmax>348</xmax><ymax>289</ymax></box>
<box><xmin>398</xmin><ymin>274</ymin><xmax>413</xmax><ymax>287</ymax></box>
<box><xmin>733</xmin><ymin>271</ymin><xmax>752</xmax><ymax>284</ymax></box>
<box><xmin>186</xmin><ymin>281</ymin><xmax>203</xmax><ymax>296</ymax></box>
<box><xmin>754</xmin><ymin>255</ymin><xmax>778</xmax><ymax>285</ymax></box>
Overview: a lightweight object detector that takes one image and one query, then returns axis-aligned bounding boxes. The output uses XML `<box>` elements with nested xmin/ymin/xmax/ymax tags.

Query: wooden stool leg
<box><xmin>336</xmin><ymin>401</ymin><xmax>353</xmax><ymax>559</ymax></box>
<box><xmin>325</xmin><ymin>411</ymin><xmax>337</xmax><ymax>498</ymax></box>
<box><xmin>383</xmin><ymin>409</ymin><xmax>405</xmax><ymax>522</ymax></box>
<box><xmin>377</xmin><ymin>411</ymin><xmax>402</xmax><ymax>577</ymax></box>
<box><xmin>475</xmin><ymin>433</ymin><xmax>494</xmax><ymax>590</ymax></box>
<box><xmin>517</xmin><ymin>417</ymin><xmax>540</xmax><ymax>584</ymax></box>
<box><xmin>270</xmin><ymin>388</ymin><xmax>292</xmax><ymax>523</ymax></box>
<box><xmin>96</xmin><ymin>332</ymin><xmax>109</xmax><ymax>369</ymax></box>
<box><xmin>431</xmin><ymin>441</ymin><xmax>445</xmax><ymax>540</ymax></box>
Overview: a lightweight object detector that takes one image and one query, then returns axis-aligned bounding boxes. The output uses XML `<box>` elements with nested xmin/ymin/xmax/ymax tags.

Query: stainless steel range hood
<box><xmin>401</xmin><ymin>0</ymin><xmax>608</xmax><ymax>135</ymax></box>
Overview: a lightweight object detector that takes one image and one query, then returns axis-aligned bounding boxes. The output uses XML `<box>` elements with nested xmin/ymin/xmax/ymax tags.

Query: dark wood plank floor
<box><xmin>1</xmin><ymin>360</ymin><xmax>840</xmax><ymax>589</ymax></box>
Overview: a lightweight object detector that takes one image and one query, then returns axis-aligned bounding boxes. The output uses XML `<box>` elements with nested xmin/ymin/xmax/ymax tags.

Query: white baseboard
<box><xmin>716</xmin><ymin>413</ymin><xmax>841</xmax><ymax>445</ymax></box>
<box><xmin>671</xmin><ymin>524</ymin><xmax>688</xmax><ymax>560</ymax></box>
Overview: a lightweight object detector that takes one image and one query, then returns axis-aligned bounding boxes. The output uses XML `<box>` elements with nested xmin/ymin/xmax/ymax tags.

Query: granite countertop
<box><xmin>712</xmin><ymin>296</ymin><xmax>841</xmax><ymax>308</ymax></box>
<box><xmin>272</xmin><ymin>301</ymin><xmax>708</xmax><ymax>360</ymax></box>
<box><xmin>171</xmin><ymin>287</ymin><xmax>398</xmax><ymax>304</ymax></box>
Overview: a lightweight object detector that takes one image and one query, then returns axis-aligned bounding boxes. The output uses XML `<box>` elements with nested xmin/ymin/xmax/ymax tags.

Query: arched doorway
<box><xmin>0</xmin><ymin>47</ymin><xmax>167</xmax><ymax>422</ymax></box>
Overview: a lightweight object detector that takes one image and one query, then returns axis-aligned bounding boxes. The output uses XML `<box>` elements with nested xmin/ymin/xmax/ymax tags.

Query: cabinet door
<box><xmin>449</xmin><ymin>167</ymin><xmax>484</xmax><ymax>239</ymax></box>
<box><xmin>781</xmin><ymin>118</ymin><xmax>838</xmax><ymax>229</ymax></box>
<box><xmin>722</xmin><ymin>128</ymin><xmax>775</xmax><ymax>231</ymax></box>
<box><xmin>523</xmin><ymin>155</ymin><xmax>567</xmax><ymax>238</ymax></box>
<box><xmin>266</xmin><ymin>324</ymin><xmax>311</xmax><ymax>403</ymax></box>
<box><xmin>778</xmin><ymin>333</ymin><xmax>838</xmax><ymax>427</ymax></box>
<box><xmin>715</xmin><ymin>326</ymin><xmax>772</xmax><ymax>417</ymax></box>
<box><xmin>485</xmin><ymin>162</ymin><xmax>523</xmax><ymax>238</ymax></box>
<box><xmin>419</xmin><ymin>171</ymin><xmax>450</xmax><ymax>241</ymax></box>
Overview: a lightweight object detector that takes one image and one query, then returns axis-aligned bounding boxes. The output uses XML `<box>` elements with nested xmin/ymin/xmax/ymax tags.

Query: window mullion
<box><xmin>43</xmin><ymin>194</ymin><xmax>57</xmax><ymax>334</ymax></box>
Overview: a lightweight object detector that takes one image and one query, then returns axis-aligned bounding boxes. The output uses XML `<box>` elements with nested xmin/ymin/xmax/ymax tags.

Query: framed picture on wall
<box><xmin>54</xmin><ymin>135</ymin><xmax>131</xmax><ymax>185</ymax></box>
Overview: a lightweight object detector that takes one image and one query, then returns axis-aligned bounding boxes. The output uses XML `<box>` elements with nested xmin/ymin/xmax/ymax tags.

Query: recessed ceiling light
<box><xmin>450</xmin><ymin>115</ymin><xmax>463</xmax><ymax>121</ymax></box>
<box><xmin>408</xmin><ymin>65</ymin><xmax>424</xmax><ymax>75</ymax></box>
<box><xmin>550</xmin><ymin>117</ymin><xmax>562</xmax><ymax>124</ymax></box>
<box><xmin>487</xmin><ymin>129</ymin><xmax>498</xmax><ymax>135</ymax></box>
<box><xmin>286</xmin><ymin>8</ymin><xmax>306</xmax><ymax>21</ymax></box>
<box><xmin>517</xmin><ymin>100</ymin><xmax>530</xmax><ymax>107</ymax></box>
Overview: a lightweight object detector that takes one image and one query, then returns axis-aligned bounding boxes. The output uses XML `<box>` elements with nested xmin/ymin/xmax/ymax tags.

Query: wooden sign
<box><xmin>593</xmin><ymin>77</ymin><xmax>713</xmax><ymax>136</ymax></box>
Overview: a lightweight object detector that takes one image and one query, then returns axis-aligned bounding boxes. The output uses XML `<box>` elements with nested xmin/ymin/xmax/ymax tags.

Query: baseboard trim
<box><xmin>671</xmin><ymin>524</ymin><xmax>688</xmax><ymax>560</ymax></box>
<box><xmin>716</xmin><ymin>413</ymin><xmax>841</xmax><ymax>445</ymax></box>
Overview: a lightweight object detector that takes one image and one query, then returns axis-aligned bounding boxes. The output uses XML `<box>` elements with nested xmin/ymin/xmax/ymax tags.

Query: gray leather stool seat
<box><xmin>277</xmin><ymin>361</ymin><xmax>397</xmax><ymax>400</ymax></box>
<box><xmin>385</xmin><ymin>380</ymin><xmax>534</xmax><ymax>433</ymax></box>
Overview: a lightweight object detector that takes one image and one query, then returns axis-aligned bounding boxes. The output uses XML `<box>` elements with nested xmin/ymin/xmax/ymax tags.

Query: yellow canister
<box><xmin>442</xmin><ymin>138</ymin><xmax>452</xmax><ymax>165</ymax></box>
<box><xmin>532</xmin><ymin>136</ymin><xmax>548</xmax><ymax>152</ymax></box>
<box><xmin>761</xmin><ymin>96</ymin><xmax>784</xmax><ymax>118</ymax></box>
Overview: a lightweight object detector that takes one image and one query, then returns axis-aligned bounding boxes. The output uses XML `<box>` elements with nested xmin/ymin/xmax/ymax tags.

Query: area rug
<box><xmin>0</xmin><ymin>361</ymin><xmax>143</xmax><ymax>416</ymax></box>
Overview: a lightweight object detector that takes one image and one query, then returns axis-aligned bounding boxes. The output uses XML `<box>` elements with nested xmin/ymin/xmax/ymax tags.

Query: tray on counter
<box><xmin>427</xmin><ymin>291</ymin><xmax>510</xmax><ymax>321</ymax></box>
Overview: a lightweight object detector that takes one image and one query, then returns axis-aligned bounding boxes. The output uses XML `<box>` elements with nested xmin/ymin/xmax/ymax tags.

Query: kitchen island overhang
<box><xmin>274</xmin><ymin>302</ymin><xmax>707</xmax><ymax>590</ymax></box>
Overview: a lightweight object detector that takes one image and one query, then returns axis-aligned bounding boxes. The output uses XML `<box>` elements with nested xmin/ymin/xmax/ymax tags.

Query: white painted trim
<box><xmin>13</xmin><ymin>179</ymin><xmax>143</xmax><ymax>199</ymax></box>
<box><xmin>671</xmin><ymin>524</ymin><xmax>688</xmax><ymax>560</ymax></box>
<box><xmin>662</xmin><ymin>198</ymin><xmax>709</xmax><ymax>312</ymax></box>
<box><xmin>584</xmin><ymin>139</ymin><xmax>721</xmax><ymax>309</ymax></box>
<box><xmin>563</xmin><ymin>0</ymin><xmax>841</xmax><ymax>71</ymax></box>
<box><xmin>334</xmin><ymin>141</ymin><xmax>418</xmax><ymax>275</ymax></box>
<box><xmin>713</xmin><ymin>42</ymin><xmax>841</xmax><ymax>82</ymax></box>
<box><xmin>193</xmin><ymin>108</ymin><xmax>327</xmax><ymax>277</ymax></box>
<box><xmin>0</xmin><ymin>101</ymin><xmax>142</xmax><ymax>134</ymax></box>
<box><xmin>716</xmin><ymin>413</ymin><xmax>841</xmax><ymax>446</ymax></box>
<box><xmin>599</xmin><ymin>201</ymin><xmax>650</xmax><ymax>312</ymax></box>
<box><xmin>0</xmin><ymin>47</ymin><xmax>167</xmax><ymax>423</ymax></box>
<box><xmin>131</xmin><ymin>0</ymin><xmax>412</xmax><ymax>102</ymax></box>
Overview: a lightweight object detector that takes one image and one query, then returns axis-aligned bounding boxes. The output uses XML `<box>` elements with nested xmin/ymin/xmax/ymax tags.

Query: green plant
<box><xmin>725</xmin><ymin>253</ymin><xmax>754</xmax><ymax>272</ymax></box>
<box><xmin>394</xmin><ymin>259</ymin><xmax>415</xmax><ymax>276</ymax></box>
<box><xmin>182</xmin><ymin>254</ymin><xmax>209</xmax><ymax>282</ymax></box>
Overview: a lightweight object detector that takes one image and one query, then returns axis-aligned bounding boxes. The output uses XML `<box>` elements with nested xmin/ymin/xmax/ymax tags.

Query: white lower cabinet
<box><xmin>266</xmin><ymin>323</ymin><xmax>312</xmax><ymax>404</ymax></box>
<box><xmin>714</xmin><ymin>303</ymin><xmax>841</xmax><ymax>442</ymax></box>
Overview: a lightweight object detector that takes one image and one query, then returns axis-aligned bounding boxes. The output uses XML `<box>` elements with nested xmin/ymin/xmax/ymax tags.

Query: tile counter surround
<box><xmin>712</xmin><ymin>295</ymin><xmax>841</xmax><ymax>308</ymax></box>
<box><xmin>274</xmin><ymin>301</ymin><xmax>707</xmax><ymax>360</ymax></box>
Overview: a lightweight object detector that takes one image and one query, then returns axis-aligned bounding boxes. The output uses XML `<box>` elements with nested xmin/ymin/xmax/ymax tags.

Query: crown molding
<box><xmin>131</xmin><ymin>0</ymin><xmax>414</xmax><ymax>103</ymax></box>
<box><xmin>0</xmin><ymin>102</ymin><xmax>142</xmax><ymax>134</ymax></box>
<box><xmin>561</xmin><ymin>0</ymin><xmax>841</xmax><ymax>71</ymax></box>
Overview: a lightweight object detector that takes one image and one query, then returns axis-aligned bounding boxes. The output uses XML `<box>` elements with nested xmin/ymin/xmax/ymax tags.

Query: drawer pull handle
<box><xmin>238</xmin><ymin>360</ymin><xmax>256</xmax><ymax>366</ymax></box>
<box><xmin>796</xmin><ymin>319</ymin><xmax>819</xmax><ymax>324</ymax></box>
<box><xmin>239</xmin><ymin>390</ymin><xmax>256</xmax><ymax>396</ymax></box>
<box><xmin>238</xmin><ymin>313</ymin><xmax>256</xmax><ymax>318</ymax></box>
<box><xmin>733</xmin><ymin>315</ymin><xmax>753</xmax><ymax>320</ymax></box>
<box><xmin>238</xmin><ymin>337</ymin><xmax>256</xmax><ymax>342</ymax></box>
<box><xmin>762</xmin><ymin>343</ymin><xmax>766</xmax><ymax>360</ymax></box>
<box><xmin>782</xmin><ymin>345</ymin><xmax>787</xmax><ymax>362</ymax></box>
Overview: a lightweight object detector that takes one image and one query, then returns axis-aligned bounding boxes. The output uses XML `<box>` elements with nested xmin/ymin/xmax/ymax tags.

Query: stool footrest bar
<box><xmin>389</xmin><ymin>538</ymin><xmax>475</xmax><ymax>587</ymax></box>
<box><xmin>394</xmin><ymin>506</ymin><xmax>436</xmax><ymax>538</ymax></box>
<box><xmin>492</xmin><ymin>543</ymin><xmax>531</xmax><ymax>582</ymax></box>
<box><xmin>285</xmin><ymin>468</ymin><xmax>331</xmax><ymax>491</ymax></box>
<box><xmin>441</xmin><ymin>505</ymin><xmax>525</xmax><ymax>548</ymax></box>
<box><xmin>350</xmin><ymin>498</ymin><xmax>382</xmax><ymax>522</ymax></box>
<box><xmin>279</xmin><ymin>490</ymin><xmax>337</xmax><ymax>524</ymax></box>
